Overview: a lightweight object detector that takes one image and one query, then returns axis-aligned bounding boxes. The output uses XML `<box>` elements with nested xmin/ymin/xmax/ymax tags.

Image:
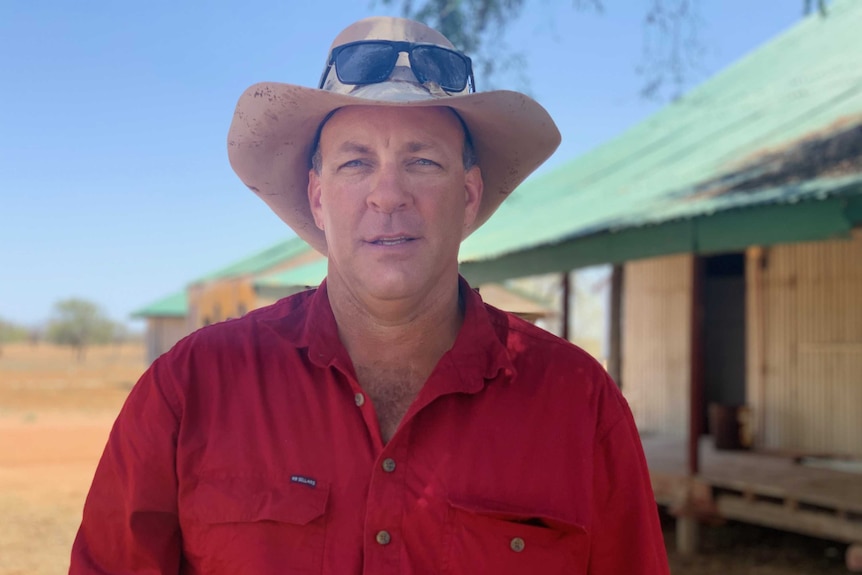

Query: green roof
<box><xmin>131</xmin><ymin>291</ymin><xmax>188</xmax><ymax>318</ymax></box>
<box><xmin>254</xmin><ymin>258</ymin><xmax>328</xmax><ymax>289</ymax></box>
<box><xmin>192</xmin><ymin>236</ymin><xmax>313</xmax><ymax>284</ymax></box>
<box><xmin>132</xmin><ymin>237</ymin><xmax>313</xmax><ymax>318</ymax></box>
<box><xmin>460</xmin><ymin>0</ymin><xmax>862</xmax><ymax>283</ymax></box>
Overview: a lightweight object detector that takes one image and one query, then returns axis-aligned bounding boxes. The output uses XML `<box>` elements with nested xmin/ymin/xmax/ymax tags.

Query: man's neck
<box><xmin>324</xmin><ymin>270</ymin><xmax>465</xmax><ymax>442</ymax></box>
<box><xmin>325</xmin><ymin>273</ymin><xmax>464</xmax><ymax>371</ymax></box>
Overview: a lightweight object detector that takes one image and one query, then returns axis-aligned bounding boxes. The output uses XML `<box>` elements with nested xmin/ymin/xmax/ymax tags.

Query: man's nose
<box><xmin>367</xmin><ymin>163</ymin><xmax>410</xmax><ymax>213</ymax></box>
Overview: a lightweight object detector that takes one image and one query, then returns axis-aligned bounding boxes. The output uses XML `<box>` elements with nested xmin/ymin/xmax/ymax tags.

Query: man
<box><xmin>71</xmin><ymin>16</ymin><xmax>669</xmax><ymax>574</ymax></box>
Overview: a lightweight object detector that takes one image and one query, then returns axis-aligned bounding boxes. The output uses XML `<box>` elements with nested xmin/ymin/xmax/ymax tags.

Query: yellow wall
<box><xmin>196</xmin><ymin>278</ymin><xmax>257</xmax><ymax>326</ymax></box>
<box><xmin>189</xmin><ymin>251</ymin><xmax>325</xmax><ymax>329</ymax></box>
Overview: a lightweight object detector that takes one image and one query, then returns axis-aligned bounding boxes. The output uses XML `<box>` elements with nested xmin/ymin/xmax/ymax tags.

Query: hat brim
<box><xmin>227</xmin><ymin>82</ymin><xmax>561</xmax><ymax>254</ymax></box>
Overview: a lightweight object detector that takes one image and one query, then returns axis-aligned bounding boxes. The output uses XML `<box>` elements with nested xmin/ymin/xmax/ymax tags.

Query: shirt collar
<box><xmin>265</xmin><ymin>276</ymin><xmax>516</xmax><ymax>389</ymax></box>
<box><xmin>301</xmin><ymin>279</ymin><xmax>354</xmax><ymax>373</ymax></box>
<box><xmin>444</xmin><ymin>276</ymin><xmax>516</xmax><ymax>389</ymax></box>
<box><xmin>257</xmin><ymin>279</ymin><xmax>348</xmax><ymax>371</ymax></box>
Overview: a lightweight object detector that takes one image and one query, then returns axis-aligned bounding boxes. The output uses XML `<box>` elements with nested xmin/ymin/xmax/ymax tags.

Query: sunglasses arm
<box><xmin>317</xmin><ymin>60</ymin><xmax>335</xmax><ymax>90</ymax></box>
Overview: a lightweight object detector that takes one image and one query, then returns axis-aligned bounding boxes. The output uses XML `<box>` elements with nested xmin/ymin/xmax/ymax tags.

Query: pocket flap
<box><xmin>445</xmin><ymin>499</ymin><xmax>589</xmax><ymax>573</ymax></box>
<box><xmin>189</xmin><ymin>474</ymin><xmax>329</xmax><ymax>526</ymax></box>
<box><xmin>448</xmin><ymin>498</ymin><xmax>586</xmax><ymax>535</ymax></box>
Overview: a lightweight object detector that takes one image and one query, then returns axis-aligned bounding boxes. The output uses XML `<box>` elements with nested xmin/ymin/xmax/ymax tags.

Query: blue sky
<box><xmin>0</xmin><ymin>0</ymin><xmax>806</xmax><ymax>328</ymax></box>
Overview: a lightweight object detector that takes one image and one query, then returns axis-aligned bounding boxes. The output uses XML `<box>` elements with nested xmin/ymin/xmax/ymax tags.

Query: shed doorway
<box><xmin>702</xmin><ymin>253</ymin><xmax>747</xmax><ymax>445</ymax></box>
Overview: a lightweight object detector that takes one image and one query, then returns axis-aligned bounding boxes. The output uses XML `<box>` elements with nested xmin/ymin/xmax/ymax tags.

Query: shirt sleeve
<box><xmin>69</xmin><ymin>359</ymin><xmax>182</xmax><ymax>574</ymax></box>
<box><xmin>588</xmin><ymin>377</ymin><xmax>670</xmax><ymax>575</ymax></box>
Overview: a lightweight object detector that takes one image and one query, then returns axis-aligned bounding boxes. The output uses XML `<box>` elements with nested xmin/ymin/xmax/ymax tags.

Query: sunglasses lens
<box><xmin>334</xmin><ymin>43</ymin><xmax>398</xmax><ymax>85</ymax></box>
<box><xmin>411</xmin><ymin>46</ymin><xmax>469</xmax><ymax>92</ymax></box>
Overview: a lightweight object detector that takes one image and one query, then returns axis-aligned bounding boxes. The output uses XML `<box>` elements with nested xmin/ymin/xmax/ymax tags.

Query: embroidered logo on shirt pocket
<box><xmin>442</xmin><ymin>500</ymin><xmax>588</xmax><ymax>575</ymax></box>
<box><xmin>182</xmin><ymin>473</ymin><xmax>329</xmax><ymax>574</ymax></box>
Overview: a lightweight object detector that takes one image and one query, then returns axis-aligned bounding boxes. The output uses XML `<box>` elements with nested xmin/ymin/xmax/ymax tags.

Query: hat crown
<box><xmin>329</xmin><ymin>16</ymin><xmax>456</xmax><ymax>52</ymax></box>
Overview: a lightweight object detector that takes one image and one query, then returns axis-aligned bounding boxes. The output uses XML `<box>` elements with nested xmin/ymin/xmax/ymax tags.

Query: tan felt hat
<box><xmin>227</xmin><ymin>16</ymin><xmax>561</xmax><ymax>254</ymax></box>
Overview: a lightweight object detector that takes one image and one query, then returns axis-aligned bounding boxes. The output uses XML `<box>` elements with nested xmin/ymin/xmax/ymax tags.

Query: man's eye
<box><xmin>413</xmin><ymin>158</ymin><xmax>439</xmax><ymax>167</ymax></box>
<box><xmin>339</xmin><ymin>159</ymin><xmax>365</xmax><ymax>169</ymax></box>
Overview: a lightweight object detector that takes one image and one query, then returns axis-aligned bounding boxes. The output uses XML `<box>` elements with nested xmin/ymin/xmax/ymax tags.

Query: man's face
<box><xmin>308</xmin><ymin>106</ymin><xmax>483</xmax><ymax>303</ymax></box>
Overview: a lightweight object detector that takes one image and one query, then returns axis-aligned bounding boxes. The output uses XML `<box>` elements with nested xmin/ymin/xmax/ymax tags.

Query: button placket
<box><xmin>364</xmin><ymin>426</ymin><xmax>412</xmax><ymax>572</ymax></box>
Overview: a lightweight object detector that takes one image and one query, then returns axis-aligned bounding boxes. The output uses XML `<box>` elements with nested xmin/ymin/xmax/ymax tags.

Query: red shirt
<box><xmin>71</xmin><ymin>279</ymin><xmax>669</xmax><ymax>574</ymax></box>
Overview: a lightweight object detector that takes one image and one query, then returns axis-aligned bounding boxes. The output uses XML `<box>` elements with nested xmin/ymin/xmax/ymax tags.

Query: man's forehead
<box><xmin>318</xmin><ymin>106</ymin><xmax>466</xmax><ymax>149</ymax></box>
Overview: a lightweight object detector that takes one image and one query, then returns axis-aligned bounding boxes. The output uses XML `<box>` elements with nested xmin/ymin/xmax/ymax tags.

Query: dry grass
<box><xmin>0</xmin><ymin>343</ymin><xmax>144</xmax><ymax>575</ymax></box>
<box><xmin>0</xmin><ymin>342</ymin><xmax>852</xmax><ymax>574</ymax></box>
<box><xmin>0</xmin><ymin>342</ymin><xmax>142</xmax><ymax>416</ymax></box>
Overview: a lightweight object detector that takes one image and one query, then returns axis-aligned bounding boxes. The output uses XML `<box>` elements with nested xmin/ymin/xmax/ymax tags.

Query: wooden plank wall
<box><xmin>622</xmin><ymin>254</ymin><xmax>693</xmax><ymax>439</ymax></box>
<box><xmin>144</xmin><ymin>317</ymin><xmax>189</xmax><ymax>364</ymax></box>
<box><xmin>747</xmin><ymin>229</ymin><xmax>862</xmax><ymax>456</ymax></box>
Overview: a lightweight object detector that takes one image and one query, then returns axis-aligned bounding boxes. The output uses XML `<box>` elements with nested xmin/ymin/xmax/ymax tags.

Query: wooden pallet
<box><xmin>714</xmin><ymin>487</ymin><xmax>862</xmax><ymax>544</ymax></box>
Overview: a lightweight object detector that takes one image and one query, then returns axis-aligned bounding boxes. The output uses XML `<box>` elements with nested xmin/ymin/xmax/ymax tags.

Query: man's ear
<box><xmin>462</xmin><ymin>165</ymin><xmax>484</xmax><ymax>235</ymax></box>
<box><xmin>308</xmin><ymin>170</ymin><xmax>325</xmax><ymax>231</ymax></box>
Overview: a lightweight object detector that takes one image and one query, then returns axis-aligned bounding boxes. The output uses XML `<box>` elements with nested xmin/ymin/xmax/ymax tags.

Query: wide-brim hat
<box><xmin>227</xmin><ymin>16</ymin><xmax>561</xmax><ymax>255</ymax></box>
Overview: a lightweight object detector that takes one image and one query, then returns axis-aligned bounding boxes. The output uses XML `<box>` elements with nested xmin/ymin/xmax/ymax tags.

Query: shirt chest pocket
<box><xmin>181</xmin><ymin>474</ymin><xmax>329</xmax><ymax>575</ymax></box>
<box><xmin>443</xmin><ymin>500</ymin><xmax>589</xmax><ymax>575</ymax></box>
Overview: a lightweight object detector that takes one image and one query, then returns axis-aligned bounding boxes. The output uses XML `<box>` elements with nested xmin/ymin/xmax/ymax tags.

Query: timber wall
<box><xmin>747</xmin><ymin>229</ymin><xmax>862</xmax><ymax>457</ymax></box>
<box><xmin>144</xmin><ymin>317</ymin><xmax>189</xmax><ymax>364</ymax></box>
<box><xmin>622</xmin><ymin>254</ymin><xmax>693</xmax><ymax>439</ymax></box>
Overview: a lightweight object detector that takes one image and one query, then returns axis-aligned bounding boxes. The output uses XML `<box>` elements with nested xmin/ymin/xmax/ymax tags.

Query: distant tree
<box><xmin>0</xmin><ymin>317</ymin><xmax>29</xmax><ymax>357</ymax></box>
<box><xmin>46</xmin><ymin>298</ymin><xmax>119</xmax><ymax>361</ymax></box>
<box><xmin>379</xmin><ymin>0</ymin><xmax>828</xmax><ymax>99</ymax></box>
<box><xmin>0</xmin><ymin>318</ymin><xmax>28</xmax><ymax>343</ymax></box>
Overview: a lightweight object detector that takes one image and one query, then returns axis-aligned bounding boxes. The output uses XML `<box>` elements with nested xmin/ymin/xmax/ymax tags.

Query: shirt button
<box><xmin>376</xmin><ymin>530</ymin><xmax>391</xmax><ymax>545</ymax></box>
<box><xmin>510</xmin><ymin>537</ymin><xmax>525</xmax><ymax>552</ymax></box>
<box><xmin>382</xmin><ymin>458</ymin><xmax>396</xmax><ymax>473</ymax></box>
<box><xmin>354</xmin><ymin>393</ymin><xmax>365</xmax><ymax>407</ymax></box>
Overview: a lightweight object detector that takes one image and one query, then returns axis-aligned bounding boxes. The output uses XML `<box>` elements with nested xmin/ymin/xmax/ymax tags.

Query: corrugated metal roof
<box><xmin>191</xmin><ymin>236</ymin><xmax>313</xmax><ymax>284</ymax></box>
<box><xmin>460</xmin><ymin>0</ymin><xmax>862</xmax><ymax>272</ymax></box>
<box><xmin>131</xmin><ymin>291</ymin><xmax>187</xmax><ymax>318</ymax></box>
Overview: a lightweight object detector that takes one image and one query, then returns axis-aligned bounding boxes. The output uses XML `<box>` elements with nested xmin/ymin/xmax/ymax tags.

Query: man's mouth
<box><xmin>370</xmin><ymin>236</ymin><xmax>415</xmax><ymax>246</ymax></box>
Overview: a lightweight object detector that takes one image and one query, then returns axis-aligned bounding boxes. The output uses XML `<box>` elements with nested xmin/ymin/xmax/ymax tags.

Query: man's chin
<box><xmin>329</xmin><ymin>258</ymin><xmax>449</xmax><ymax>304</ymax></box>
<box><xmin>360</xmin><ymin>277</ymin><xmax>419</xmax><ymax>302</ymax></box>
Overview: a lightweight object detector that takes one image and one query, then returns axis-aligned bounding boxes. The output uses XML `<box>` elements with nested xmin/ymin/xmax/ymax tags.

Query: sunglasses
<box><xmin>318</xmin><ymin>40</ymin><xmax>475</xmax><ymax>94</ymax></box>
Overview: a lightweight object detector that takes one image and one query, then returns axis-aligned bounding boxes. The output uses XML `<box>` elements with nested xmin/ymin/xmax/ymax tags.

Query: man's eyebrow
<box><xmin>334</xmin><ymin>141</ymin><xmax>443</xmax><ymax>155</ymax></box>
<box><xmin>335</xmin><ymin>141</ymin><xmax>374</xmax><ymax>155</ymax></box>
<box><xmin>405</xmin><ymin>141</ymin><xmax>440</xmax><ymax>153</ymax></box>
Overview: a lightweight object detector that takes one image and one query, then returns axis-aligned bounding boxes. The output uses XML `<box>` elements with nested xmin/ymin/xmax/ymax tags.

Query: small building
<box><xmin>133</xmin><ymin>237</ymin><xmax>321</xmax><ymax>361</ymax></box>
<box><xmin>187</xmin><ymin>237</ymin><xmax>323</xmax><ymax>328</ymax></box>
<box><xmin>131</xmin><ymin>291</ymin><xmax>189</xmax><ymax>365</ymax></box>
